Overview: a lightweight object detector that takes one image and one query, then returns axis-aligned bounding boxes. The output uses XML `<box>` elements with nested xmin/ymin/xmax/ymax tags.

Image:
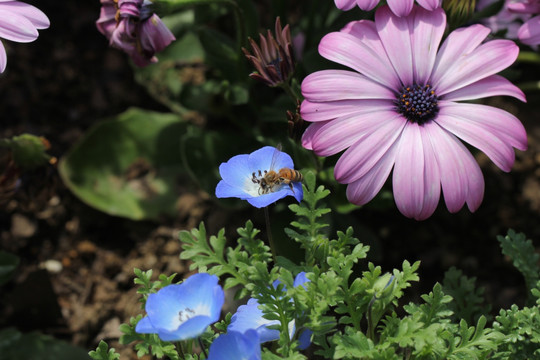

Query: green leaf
<box><xmin>88</xmin><ymin>341</ymin><xmax>120</xmax><ymax>360</ymax></box>
<box><xmin>59</xmin><ymin>108</ymin><xmax>188</xmax><ymax>220</ymax></box>
<box><xmin>0</xmin><ymin>328</ymin><xmax>90</xmax><ymax>360</ymax></box>
<box><xmin>134</xmin><ymin>31</ymin><xmax>205</xmax><ymax>113</ymax></box>
<box><xmin>497</xmin><ymin>230</ymin><xmax>540</xmax><ymax>299</ymax></box>
<box><xmin>442</xmin><ymin>267</ymin><xmax>489</xmax><ymax>323</ymax></box>
<box><xmin>0</xmin><ymin>134</ymin><xmax>53</xmax><ymax>170</ymax></box>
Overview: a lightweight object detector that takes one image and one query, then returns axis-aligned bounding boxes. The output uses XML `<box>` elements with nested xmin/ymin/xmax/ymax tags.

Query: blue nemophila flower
<box><xmin>215</xmin><ymin>146</ymin><xmax>303</xmax><ymax>208</ymax></box>
<box><xmin>227</xmin><ymin>272</ymin><xmax>311</xmax><ymax>349</ymax></box>
<box><xmin>135</xmin><ymin>273</ymin><xmax>224</xmax><ymax>341</ymax></box>
<box><xmin>207</xmin><ymin>330</ymin><xmax>261</xmax><ymax>360</ymax></box>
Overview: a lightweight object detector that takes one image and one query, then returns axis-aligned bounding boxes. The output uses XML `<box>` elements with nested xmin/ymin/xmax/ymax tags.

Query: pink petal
<box><xmin>0</xmin><ymin>40</ymin><xmax>6</xmax><ymax>72</ymax></box>
<box><xmin>335</xmin><ymin>113</ymin><xmax>407</xmax><ymax>183</ymax></box>
<box><xmin>508</xmin><ymin>2</ymin><xmax>540</xmax><ymax>14</ymax></box>
<box><xmin>0</xmin><ymin>2</ymin><xmax>49</xmax><ymax>29</ymax></box>
<box><xmin>0</xmin><ymin>9</ymin><xmax>38</xmax><ymax>42</ymax></box>
<box><xmin>307</xmin><ymin>104</ymin><xmax>396</xmax><ymax>157</ymax></box>
<box><xmin>355</xmin><ymin>0</ymin><xmax>380</xmax><ymax>11</ymax></box>
<box><xmin>346</xmin><ymin>140</ymin><xmax>398</xmax><ymax>205</ymax></box>
<box><xmin>442</xmin><ymin>75</ymin><xmax>526</xmax><ymax>103</ymax></box>
<box><xmin>302</xmin><ymin>121</ymin><xmax>328</xmax><ymax>150</ymax></box>
<box><xmin>386</xmin><ymin>0</ymin><xmax>414</xmax><ymax>17</ymax></box>
<box><xmin>518</xmin><ymin>16</ymin><xmax>540</xmax><ymax>45</ymax></box>
<box><xmin>435</xmin><ymin>106</ymin><xmax>518</xmax><ymax>172</ymax></box>
<box><xmin>300</xmin><ymin>99</ymin><xmax>391</xmax><ymax>122</ymax></box>
<box><xmin>417</xmin><ymin>124</ymin><xmax>442</xmax><ymax>219</ymax></box>
<box><xmin>375</xmin><ymin>5</ymin><xmax>413</xmax><ymax>85</ymax></box>
<box><xmin>321</xmin><ymin>21</ymin><xmax>400</xmax><ymax>89</ymax></box>
<box><xmin>425</xmin><ymin>124</ymin><xmax>479</xmax><ymax>212</ymax></box>
<box><xmin>416</xmin><ymin>0</ymin><xmax>442</xmax><ymax>10</ymax></box>
<box><xmin>301</xmin><ymin>70</ymin><xmax>395</xmax><ymax>102</ymax></box>
<box><xmin>410</xmin><ymin>7</ymin><xmax>446</xmax><ymax>85</ymax></box>
<box><xmin>434</xmin><ymin>39</ymin><xmax>519</xmax><ymax>96</ymax></box>
<box><xmin>438</xmin><ymin>101</ymin><xmax>527</xmax><ymax>152</ymax></box>
<box><xmin>334</xmin><ymin>0</ymin><xmax>357</xmax><ymax>10</ymax></box>
<box><xmin>139</xmin><ymin>14</ymin><xmax>175</xmax><ymax>54</ymax></box>
<box><xmin>392</xmin><ymin>123</ymin><xmax>426</xmax><ymax>219</ymax></box>
<box><xmin>96</xmin><ymin>4</ymin><xmax>117</xmax><ymax>37</ymax></box>
<box><xmin>431</xmin><ymin>24</ymin><xmax>491</xmax><ymax>90</ymax></box>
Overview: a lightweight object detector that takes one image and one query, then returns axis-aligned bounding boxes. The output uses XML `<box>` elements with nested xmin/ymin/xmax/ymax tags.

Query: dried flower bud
<box><xmin>242</xmin><ymin>17</ymin><xmax>294</xmax><ymax>87</ymax></box>
<box><xmin>287</xmin><ymin>100</ymin><xmax>304</xmax><ymax>141</ymax></box>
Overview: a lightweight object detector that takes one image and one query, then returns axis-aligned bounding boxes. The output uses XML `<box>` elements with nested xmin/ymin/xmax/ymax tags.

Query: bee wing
<box><xmin>268</xmin><ymin>144</ymin><xmax>283</xmax><ymax>171</ymax></box>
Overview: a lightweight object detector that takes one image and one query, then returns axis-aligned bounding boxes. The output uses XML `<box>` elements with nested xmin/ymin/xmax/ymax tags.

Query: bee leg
<box><xmin>288</xmin><ymin>182</ymin><xmax>295</xmax><ymax>193</ymax></box>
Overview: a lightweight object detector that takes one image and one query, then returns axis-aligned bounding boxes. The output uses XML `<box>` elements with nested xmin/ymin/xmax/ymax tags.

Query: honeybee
<box><xmin>251</xmin><ymin>145</ymin><xmax>303</xmax><ymax>195</ymax></box>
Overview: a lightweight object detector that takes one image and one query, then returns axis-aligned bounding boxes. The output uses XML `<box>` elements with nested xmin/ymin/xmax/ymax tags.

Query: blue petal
<box><xmin>293</xmin><ymin>272</ymin><xmax>309</xmax><ymax>288</ymax></box>
<box><xmin>143</xmin><ymin>274</ymin><xmax>224</xmax><ymax>337</ymax></box>
<box><xmin>292</xmin><ymin>182</ymin><xmax>304</xmax><ymax>203</ymax></box>
<box><xmin>207</xmin><ymin>330</ymin><xmax>261</xmax><ymax>360</ymax></box>
<box><xmin>135</xmin><ymin>316</ymin><xmax>156</xmax><ymax>334</ymax></box>
<box><xmin>247</xmin><ymin>189</ymin><xmax>289</xmax><ymax>208</ymax></box>
<box><xmin>248</xmin><ymin>146</ymin><xmax>294</xmax><ymax>172</ymax></box>
<box><xmin>228</xmin><ymin>298</ymin><xmax>280</xmax><ymax>343</ymax></box>
<box><xmin>298</xmin><ymin>329</ymin><xmax>313</xmax><ymax>350</ymax></box>
<box><xmin>219</xmin><ymin>154</ymin><xmax>251</xmax><ymax>187</ymax></box>
<box><xmin>216</xmin><ymin>181</ymin><xmax>252</xmax><ymax>199</ymax></box>
<box><xmin>158</xmin><ymin>315</ymin><xmax>214</xmax><ymax>341</ymax></box>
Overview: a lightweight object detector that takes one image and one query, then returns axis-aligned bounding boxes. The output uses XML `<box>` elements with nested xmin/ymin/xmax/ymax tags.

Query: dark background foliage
<box><xmin>0</xmin><ymin>0</ymin><xmax>539</xmax><ymax>358</ymax></box>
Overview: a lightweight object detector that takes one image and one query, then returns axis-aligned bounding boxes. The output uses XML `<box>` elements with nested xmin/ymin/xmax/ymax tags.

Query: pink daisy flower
<box><xmin>335</xmin><ymin>0</ymin><xmax>441</xmax><ymax>17</ymax></box>
<box><xmin>301</xmin><ymin>5</ymin><xmax>527</xmax><ymax>220</ymax></box>
<box><xmin>507</xmin><ymin>0</ymin><xmax>540</xmax><ymax>45</ymax></box>
<box><xmin>0</xmin><ymin>0</ymin><xmax>49</xmax><ymax>73</ymax></box>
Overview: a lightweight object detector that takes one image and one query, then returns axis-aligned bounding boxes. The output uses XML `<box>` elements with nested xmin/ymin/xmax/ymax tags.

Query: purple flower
<box><xmin>477</xmin><ymin>0</ymin><xmax>529</xmax><ymax>40</ymax></box>
<box><xmin>301</xmin><ymin>5</ymin><xmax>527</xmax><ymax>220</ymax></box>
<box><xmin>334</xmin><ymin>0</ymin><xmax>441</xmax><ymax>16</ymax></box>
<box><xmin>0</xmin><ymin>0</ymin><xmax>49</xmax><ymax>72</ymax></box>
<box><xmin>96</xmin><ymin>0</ymin><xmax>175</xmax><ymax>67</ymax></box>
<box><xmin>507</xmin><ymin>0</ymin><xmax>540</xmax><ymax>45</ymax></box>
<box><xmin>207</xmin><ymin>330</ymin><xmax>261</xmax><ymax>360</ymax></box>
<box><xmin>215</xmin><ymin>146</ymin><xmax>303</xmax><ymax>208</ymax></box>
<box><xmin>135</xmin><ymin>273</ymin><xmax>225</xmax><ymax>341</ymax></box>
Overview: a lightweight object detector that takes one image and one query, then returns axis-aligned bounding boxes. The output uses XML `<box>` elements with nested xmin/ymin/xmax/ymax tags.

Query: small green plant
<box><xmin>95</xmin><ymin>173</ymin><xmax>540</xmax><ymax>359</ymax></box>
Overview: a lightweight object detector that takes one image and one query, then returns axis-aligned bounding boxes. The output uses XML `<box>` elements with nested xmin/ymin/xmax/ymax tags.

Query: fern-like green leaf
<box><xmin>497</xmin><ymin>230</ymin><xmax>540</xmax><ymax>298</ymax></box>
<box><xmin>88</xmin><ymin>340</ymin><xmax>120</xmax><ymax>360</ymax></box>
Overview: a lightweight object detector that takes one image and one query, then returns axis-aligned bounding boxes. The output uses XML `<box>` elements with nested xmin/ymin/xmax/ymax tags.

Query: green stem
<box><xmin>517</xmin><ymin>51</ymin><xmax>540</xmax><ymax>64</ymax></box>
<box><xmin>198</xmin><ymin>337</ymin><xmax>208</xmax><ymax>358</ymax></box>
<box><xmin>175</xmin><ymin>341</ymin><xmax>184</xmax><ymax>358</ymax></box>
<box><xmin>153</xmin><ymin>0</ymin><xmax>246</xmax><ymax>50</ymax></box>
<box><xmin>264</xmin><ymin>206</ymin><xmax>277</xmax><ymax>263</ymax></box>
<box><xmin>366</xmin><ymin>296</ymin><xmax>377</xmax><ymax>341</ymax></box>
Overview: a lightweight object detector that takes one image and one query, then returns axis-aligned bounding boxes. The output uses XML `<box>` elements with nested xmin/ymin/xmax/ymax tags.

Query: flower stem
<box><xmin>366</xmin><ymin>295</ymin><xmax>376</xmax><ymax>341</ymax></box>
<box><xmin>198</xmin><ymin>337</ymin><xmax>208</xmax><ymax>358</ymax></box>
<box><xmin>264</xmin><ymin>206</ymin><xmax>277</xmax><ymax>263</ymax></box>
<box><xmin>175</xmin><ymin>341</ymin><xmax>184</xmax><ymax>358</ymax></box>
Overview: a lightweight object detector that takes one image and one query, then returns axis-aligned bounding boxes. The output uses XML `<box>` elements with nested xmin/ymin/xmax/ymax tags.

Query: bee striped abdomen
<box><xmin>278</xmin><ymin>168</ymin><xmax>303</xmax><ymax>183</ymax></box>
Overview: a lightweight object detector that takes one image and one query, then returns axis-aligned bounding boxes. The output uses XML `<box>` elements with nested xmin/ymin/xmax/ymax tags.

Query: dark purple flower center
<box><xmin>396</xmin><ymin>84</ymin><xmax>439</xmax><ymax>124</ymax></box>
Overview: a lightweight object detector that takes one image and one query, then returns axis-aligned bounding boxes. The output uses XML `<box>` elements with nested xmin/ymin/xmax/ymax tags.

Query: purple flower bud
<box><xmin>96</xmin><ymin>0</ymin><xmax>175</xmax><ymax>66</ymax></box>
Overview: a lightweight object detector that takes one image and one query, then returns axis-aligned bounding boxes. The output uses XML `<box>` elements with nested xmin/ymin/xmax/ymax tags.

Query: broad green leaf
<box><xmin>0</xmin><ymin>329</ymin><xmax>90</xmax><ymax>360</ymax></box>
<box><xmin>59</xmin><ymin>108</ymin><xmax>187</xmax><ymax>220</ymax></box>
